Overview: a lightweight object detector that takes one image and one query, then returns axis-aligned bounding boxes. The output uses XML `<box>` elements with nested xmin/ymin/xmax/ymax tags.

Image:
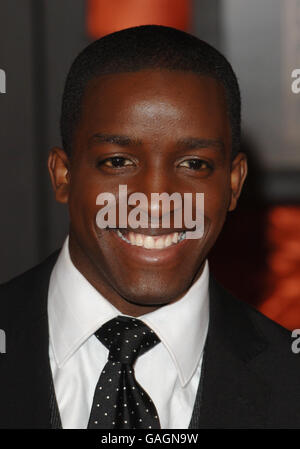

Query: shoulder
<box><xmin>203</xmin><ymin>279</ymin><xmax>300</xmax><ymax>427</ymax></box>
<box><xmin>0</xmin><ymin>250</ymin><xmax>60</xmax><ymax>326</ymax></box>
<box><xmin>0</xmin><ymin>250</ymin><xmax>60</xmax><ymax>294</ymax></box>
<box><xmin>209</xmin><ymin>277</ymin><xmax>296</xmax><ymax>366</ymax></box>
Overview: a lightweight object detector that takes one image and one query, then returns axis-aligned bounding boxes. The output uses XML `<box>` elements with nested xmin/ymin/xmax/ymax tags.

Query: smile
<box><xmin>115</xmin><ymin>229</ymin><xmax>186</xmax><ymax>249</ymax></box>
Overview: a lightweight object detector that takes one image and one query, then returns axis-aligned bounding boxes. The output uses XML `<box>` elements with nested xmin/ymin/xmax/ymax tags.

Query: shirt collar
<box><xmin>140</xmin><ymin>262</ymin><xmax>209</xmax><ymax>387</ymax></box>
<box><xmin>48</xmin><ymin>237</ymin><xmax>120</xmax><ymax>368</ymax></box>
<box><xmin>48</xmin><ymin>236</ymin><xmax>209</xmax><ymax>387</ymax></box>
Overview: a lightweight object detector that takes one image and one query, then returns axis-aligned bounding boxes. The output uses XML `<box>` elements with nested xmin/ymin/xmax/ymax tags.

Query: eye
<box><xmin>179</xmin><ymin>159</ymin><xmax>212</xmax><ymax>171</ymax></box>
<box><xmin>100</xmin><ymin>156</ymin><xmax>134</xmax><ymax>168</ymax></box>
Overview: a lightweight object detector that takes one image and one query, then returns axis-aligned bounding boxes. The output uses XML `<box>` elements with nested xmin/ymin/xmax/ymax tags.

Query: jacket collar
<box><xmin>190</xmin><ymin>277</ymin><xmax>270</xmax><ymax>429</ymax></box>
<box><xmin>0</xmin><ymin>251</ymin><xmax>59</xmax><ymax>428</ymax></box>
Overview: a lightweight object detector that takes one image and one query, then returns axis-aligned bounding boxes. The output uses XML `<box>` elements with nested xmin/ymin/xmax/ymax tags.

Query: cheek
<box><xmin>68</xmin><ymin>171</ymin><xmax>102</xmax><ymax>232</ymax></box>
<box><xmin>201</xmin><ymin>177</ymin><xmax>231</xmax><ymax>227</ymax></box>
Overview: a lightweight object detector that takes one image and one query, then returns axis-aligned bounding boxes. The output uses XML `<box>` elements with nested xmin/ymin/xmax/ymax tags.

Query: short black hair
<box><xmin>61</xmin><ymin>25</ymin><xmax>241</xmax><ymax>157</ymax></box>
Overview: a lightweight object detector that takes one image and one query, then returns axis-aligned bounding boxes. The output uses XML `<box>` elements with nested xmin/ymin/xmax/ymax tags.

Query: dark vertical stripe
<box><xmin>50</xmin><ymin>378</ymin><xmax>63</xmax><ymax>429</ymax></box>
<box><xmin>192</xmin><ymin>0</ymin><xmax>221</xmax><ymax>49</ymax></box>
<box><xmin>31</xmin><ymin>0</ymin><xmax>49</xmax><ymax>259</ymax></box>
<box><xmin>188</xmin><ymin>348</ymin><xmax>206</xmax><ymax>428</ymax></box>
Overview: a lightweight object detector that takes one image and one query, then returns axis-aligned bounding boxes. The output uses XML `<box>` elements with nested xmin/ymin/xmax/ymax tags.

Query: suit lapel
<box><xmin>50</xmin><ymin>375</ymin><xmax>63</xmax><ymax>429</ymax></box>
<box><xmin>0</xmin><ymin>251</ymin><xmax>60</xmax><ymax>429</ymax></box>
<box><xmin>190</xmin><ymin>278</ymin><xmax>270</xmax><ymax>429</ymax></box>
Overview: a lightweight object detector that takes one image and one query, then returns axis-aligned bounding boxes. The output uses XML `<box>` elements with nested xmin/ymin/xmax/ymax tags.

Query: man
<box><xmin>0</xmin><ymin>25</ymin><xmax>299</xmax><ymax>429</ymax></box>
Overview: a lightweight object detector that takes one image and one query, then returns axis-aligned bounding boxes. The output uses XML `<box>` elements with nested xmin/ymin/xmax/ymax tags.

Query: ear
<box><xmin>228</xmin><ymin>152</ymin><xmax>248</xmax><ymax>211</ymax></box>
<box><xmin>48</xmin><ymin>147</ymin><xmax>71</xmax><ymax>204</ymax></box>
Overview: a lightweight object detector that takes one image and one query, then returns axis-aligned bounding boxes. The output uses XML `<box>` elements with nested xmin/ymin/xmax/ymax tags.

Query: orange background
<box><xmin>87</xmin><ymin>0</ymin><xmax>190</xmax><ymax>38</ymax></box>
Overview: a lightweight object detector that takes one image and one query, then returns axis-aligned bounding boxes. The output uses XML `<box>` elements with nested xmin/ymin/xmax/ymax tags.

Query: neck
<box><xmin>68</xmin><ymin>230</ymin><xmax>205</xmax><ymax>317</ymax></box>
<box><xmin>68</xmin><ymin>232</ymin><xmax>164</xmax><ymax>317</ymax></box>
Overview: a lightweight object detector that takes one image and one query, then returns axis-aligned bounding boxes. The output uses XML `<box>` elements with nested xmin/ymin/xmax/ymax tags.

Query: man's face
<box><xmin>49</xmin><ymin>70</ymin><xmax>247</xmax><ymax>312</ymax></box>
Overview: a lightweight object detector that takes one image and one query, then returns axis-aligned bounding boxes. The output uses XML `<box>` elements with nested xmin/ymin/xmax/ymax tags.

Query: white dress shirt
<box><xmin>48</xmin><ymin>236</ymin><xmax>210</xmax><ymax>429</ymax></box>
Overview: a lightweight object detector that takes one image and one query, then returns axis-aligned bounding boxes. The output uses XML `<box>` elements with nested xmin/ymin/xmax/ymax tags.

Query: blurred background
<box><xmin>0</xmin><ymin>0</ymin><xmax>299</xmax><ymax>329</ymax></box>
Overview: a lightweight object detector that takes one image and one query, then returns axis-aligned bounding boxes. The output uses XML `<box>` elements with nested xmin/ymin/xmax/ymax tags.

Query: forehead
<box><xmin>78</xmin><ymin>69</ymin><xmax>231</xmax><ymax>147</ymax></box>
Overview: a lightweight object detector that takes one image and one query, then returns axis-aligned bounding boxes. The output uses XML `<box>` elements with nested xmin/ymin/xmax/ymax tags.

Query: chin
<box><xmin>114</xmin><ymin>275</ymin><xmax>191</xmax><ymax>308</ymax></box>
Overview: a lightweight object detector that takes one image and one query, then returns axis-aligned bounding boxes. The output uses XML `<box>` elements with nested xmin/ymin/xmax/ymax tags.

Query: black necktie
<box><xmin>88</xmin><ymin>315</ymin><xmax>161</xmax><ymax>429</ymax></box>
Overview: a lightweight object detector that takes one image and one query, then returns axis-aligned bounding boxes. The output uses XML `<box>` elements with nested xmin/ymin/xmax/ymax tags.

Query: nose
<box><xmin>127</xmin><ymin>161</ymin><xmax>183</xmax><ymax>228</ymax></box>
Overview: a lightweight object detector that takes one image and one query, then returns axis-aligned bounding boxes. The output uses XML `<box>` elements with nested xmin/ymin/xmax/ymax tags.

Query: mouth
<box><xmin>114</xmin><ymin>229</ymin><xmax>187</xmax><ymax>250</ymax></box>
<box><xmin>105</xmin><ymin>227</ymin><xmax>197</xmax><ymax>267</ymax></box>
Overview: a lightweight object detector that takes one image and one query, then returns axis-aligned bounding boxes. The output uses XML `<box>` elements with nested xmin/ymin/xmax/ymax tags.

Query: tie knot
<box><xmin>95</xmin><ymin>316</ymin><xmax>160</xmax><ymax>364</ymax></box>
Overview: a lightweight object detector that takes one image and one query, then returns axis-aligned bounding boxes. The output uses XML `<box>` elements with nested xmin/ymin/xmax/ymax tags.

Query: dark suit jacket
<box><xmin>1</xmin><ymin>251</ymin><xmax>300</xmax><ymax>429</ymax></box>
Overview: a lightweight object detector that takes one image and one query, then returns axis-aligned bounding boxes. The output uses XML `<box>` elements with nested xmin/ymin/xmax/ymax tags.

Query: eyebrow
<box><xmin>176</xmin><ymin>137</ymin><xmax>225</xmax><ymax>151</ymax></box>
<box><xmin>89</xmin><ymin>133</ymin><xmax>142</xmax><ymax>147</ymax></box>
<box><xmin>89</xmin><ymin>133</ymin><xmax>224</xmax><ymax>151</ymax></box>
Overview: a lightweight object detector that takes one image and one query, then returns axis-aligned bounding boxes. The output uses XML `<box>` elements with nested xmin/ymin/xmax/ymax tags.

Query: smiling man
<box><xmin>1</xmin><ymin>25</ymin><xmax>300</xmax><ymax>429</ymax></box>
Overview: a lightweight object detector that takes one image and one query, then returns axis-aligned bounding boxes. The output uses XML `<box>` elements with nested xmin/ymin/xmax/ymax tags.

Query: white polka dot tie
<box><xmin>87</xmin><ymin>316</ymin><xmax>161</xmax><ymax>429</ymax></box>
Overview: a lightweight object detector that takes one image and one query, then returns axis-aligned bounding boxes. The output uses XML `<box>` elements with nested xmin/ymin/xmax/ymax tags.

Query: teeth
<box><xmin>117</xmin><ymin>229</ymin><xmax>125</xmax><ymax>239</ymax></box>
<box><xmin>135</xmin><ymin>234</ymin><xmax>143</xmax><ymax>246</ymax></box>
<box><xmin>178</xmin><ymin>231</ymin><xmax>186</xmax><ymax>242</ymax></box>
<box><xmin>129</xmin><ymin>232</ymin><xmax>136</xmax><ymax>245</ymax></box>
<box><xmin>144</xmin><ymin>236</ymin><xmax>155</xmax><ymax>249</ymax></box>
<box><xmin>172</xmin><ymin>232</ymin><xmax>178</xmax><ymax>244</ymax></box>
<box><xmin>115</xmin><ymin>230</ymin><xmax>186</xmax><ymax>249</ymax></box>
<box><xmin>155</xmin><ymin>237</ymin><xmax>165</xmax><ymax>249</ymax></box>
<box><xmin>164</xmin><ymin>235</ymin><xmax>172</xmax><ymax>247</ymax></box>
<box><xmin>117</xmin><ymin>229</ymin><xmax>131</xmax><ymax>244</ymax></box>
